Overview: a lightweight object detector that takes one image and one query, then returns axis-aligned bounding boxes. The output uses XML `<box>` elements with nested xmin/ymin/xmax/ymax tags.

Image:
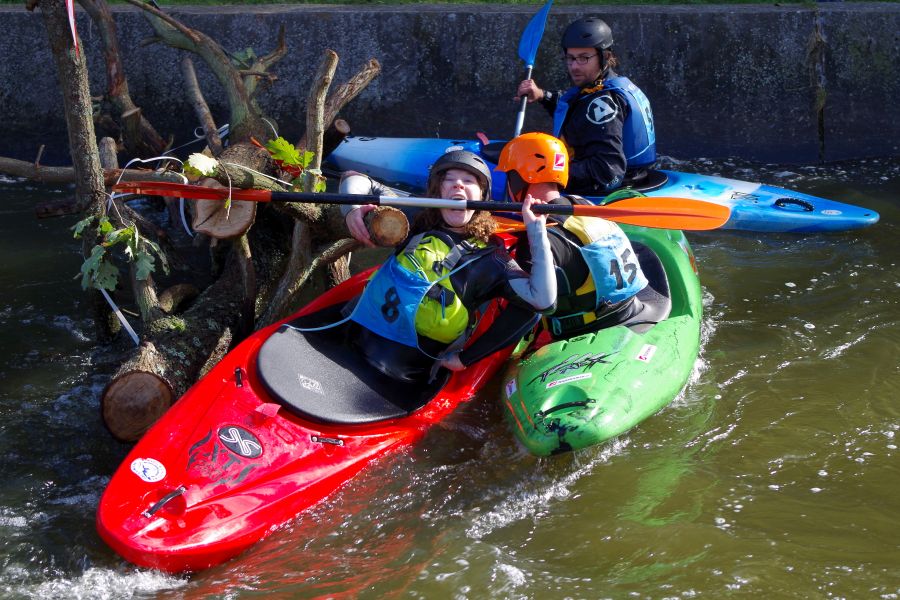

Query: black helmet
<box><xmin>562</xmin><ymin>17</ymin><xmax>613</xmax><ymax>51</ymax></box>
<box><xmin>427</xmin><ymin>150</ymin><xmax>493</xmax><ymax>194</ymax></box>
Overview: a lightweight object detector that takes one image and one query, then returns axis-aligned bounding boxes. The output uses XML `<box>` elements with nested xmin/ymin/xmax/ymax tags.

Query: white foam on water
<box><xmin>17</xmin><ymin>567</ymin><xmax>187</xmax><ymax>600</ymax></box>
<box><xmin>465</xmin><ymin>438</ymin><xmax>629</xmax><ymax>540</ymax></box>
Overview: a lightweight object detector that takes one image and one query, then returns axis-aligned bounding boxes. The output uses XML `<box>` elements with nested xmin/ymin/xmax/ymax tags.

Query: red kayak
<box><xmin>96</xmin><ymin>235</ymin><xmax>518</xmax><ymax>573</ymax></box>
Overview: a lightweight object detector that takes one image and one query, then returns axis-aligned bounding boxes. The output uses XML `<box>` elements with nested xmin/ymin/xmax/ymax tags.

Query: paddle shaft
<box><xmin>513</xmin><ymin>65</ymin><xmax>533</xmax><ymax>137</ymax></box>
<box><xmin>112</xmin><ymin>181</ymin><xmax>730</xmax><ymax>230</ymax></box>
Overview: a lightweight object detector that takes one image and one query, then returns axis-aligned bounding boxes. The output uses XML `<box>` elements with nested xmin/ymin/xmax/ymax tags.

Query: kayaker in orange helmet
<box><xmin>340</xmin><ymin>150</ymin><xmax>556</xmax><ymax>382</ymax></box>
<box><xmin>497</xmin><ymin>132</ymin><xmax>651</xmax><ymax>339</ymax></box>
<box><xmin>515</xmin><ymin>17</ymin><xmax>656</xmax><ymax>195</ymax></box>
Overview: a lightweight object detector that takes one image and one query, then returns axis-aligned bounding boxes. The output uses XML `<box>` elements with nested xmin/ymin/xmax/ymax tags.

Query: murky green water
<box><xmin>1</xmin><ymin>157</ymin><xmax>898</xmax><ymax>599</ymax></box>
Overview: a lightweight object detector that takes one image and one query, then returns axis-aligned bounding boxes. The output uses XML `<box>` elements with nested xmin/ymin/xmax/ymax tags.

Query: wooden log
<box><xmin>322</xmin><ymin>118</ymin><xmax>351</xmax><ymax>160</ymax></box>
<box><xmin>101</xmin><ymin>343</ymin><xmax>174</xmax><ymax>442</ymax></box>
<box><xmin>101</xmin><ymin>257</ymin><xmax>245</xmax><ymax>441</ymax></box>
<box><xmin>366</xmin><ymin>206</ymin><xmax>409</xmax><ymax>247</ymax></box>
<box><xmin>192</xmin><ymin>196</ymin><xmax>257</xmax><ymax>239</ymax></box>
<box><xmin>158</xmin><ymin>283</ymin><xmax>199</xmax><ymax>314</ymax></box>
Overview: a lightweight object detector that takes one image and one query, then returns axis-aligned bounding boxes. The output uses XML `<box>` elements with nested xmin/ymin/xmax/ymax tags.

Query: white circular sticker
<box><xmin>130</xmin><ymin>457</ymin><xmax>166</xmax><ymax>483</ymax></box>
<box><xmin>586</xmin><ymin>96</ymin><xmax>618</xmax><ymax>125</ymax></box>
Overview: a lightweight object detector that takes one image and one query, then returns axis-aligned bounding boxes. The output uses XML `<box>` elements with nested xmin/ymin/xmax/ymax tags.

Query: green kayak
<box><xmin>501</xmin><ymin>226</ymin><xmax>702</xmax><ymax>456</ymax></box>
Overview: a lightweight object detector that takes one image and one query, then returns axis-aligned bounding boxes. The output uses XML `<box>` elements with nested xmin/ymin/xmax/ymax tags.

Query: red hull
<box><xmin>96</xmin><ymin>258</ymin><xmax>513</xmax><ymax>573</ymax></box>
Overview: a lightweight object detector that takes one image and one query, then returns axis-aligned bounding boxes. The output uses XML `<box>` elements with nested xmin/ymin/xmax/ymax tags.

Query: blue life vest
<box><xmin>349</xmin><ymin>232</ymin><xmax>486</xmax><ymax>356</ymax></box>
<box><xmin>552</xmin><ymin>75</ymin><xmax>656</xmax><ymax>169</ymax></box>
<box><xmin>546</xmin><ymin>215</ymin><xmax>648</xmax><ymax>336</ymax></box>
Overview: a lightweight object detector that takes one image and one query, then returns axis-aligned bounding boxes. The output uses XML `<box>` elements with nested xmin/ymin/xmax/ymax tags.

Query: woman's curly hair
<box><xmin>411</xmin><ymin>167</ymin><xmax>496</xmax><ymax>243</ymax></box>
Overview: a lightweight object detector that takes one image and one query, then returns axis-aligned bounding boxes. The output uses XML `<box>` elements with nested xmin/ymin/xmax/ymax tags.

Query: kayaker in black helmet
<box><xmin>341</xmin><ymin>149</ymin><xmax>557</xmax><ymax>382</ymax></box>
<box><xmin>514</xmin><ymin>16</ymin><xmax>657</xmax><ymax>196</ymax></box>
<box><xmin>497</xmin><ymin>133</ymin><xmax>649</xmax><ymax>339</ymax></box>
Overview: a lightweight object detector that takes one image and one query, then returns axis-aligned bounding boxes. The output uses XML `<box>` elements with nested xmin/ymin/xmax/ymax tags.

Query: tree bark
<box><xmin>79</xmin><ymin>0</ymin><xmax>168</xmax><ymax>157</ymax></box>
<box><xmin>101</xmin><ymin>254</ymin><xmax>245</xmax><ymax>441</ymax></box>
<box><xmin>180</xmin><ymin>55</ymin><xmax>223</xmax><ymax>156</ymax></box>
<box><xmin>297</xmin><ymin>59</ymin><xmax>381</xmax><ymax>151</ymax></box>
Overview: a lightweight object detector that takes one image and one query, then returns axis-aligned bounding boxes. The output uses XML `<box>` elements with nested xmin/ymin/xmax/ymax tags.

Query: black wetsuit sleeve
<box><xmin>458</xmin><ymin>303</ymin><xmax>539</xmax><ymax>367</ymax></box>
<box><xmin>539</xmin><ymin>89</ymin><xmax>562</xmax><ymax>117</ymax></box>
<box><xmin>452</xmin><ymin>244</ymin><xmax>548</xmax><ymax>368</ymax></box>
<box><xmin>564</xmin><ymin>92</ymin><xmax>630</xmax><ymax>195</ymax></box>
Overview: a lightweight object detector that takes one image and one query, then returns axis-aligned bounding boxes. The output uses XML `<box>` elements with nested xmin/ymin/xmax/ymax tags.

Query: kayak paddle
<box><xmin>113</xmin><ymin>180</ymin><xmax>731</xmax><ymax>230</ymax></box>
<box><xmin>514</xmin><ymin>0</ymin><xmax>554</xmax><ymax>137</ymax></box>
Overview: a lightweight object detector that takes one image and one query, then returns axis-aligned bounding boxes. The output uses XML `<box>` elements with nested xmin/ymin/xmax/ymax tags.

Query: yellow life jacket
<box><xmin>395</xmin><ymin>233</ymin><xmax>487</xmax><ymax>344</ymax></box>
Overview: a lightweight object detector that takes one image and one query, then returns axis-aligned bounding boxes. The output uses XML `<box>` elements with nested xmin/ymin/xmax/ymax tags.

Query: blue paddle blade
<box><xmin>517</xmin><ymin>0</ymin><xmax>554</xmax><ymax>66</ymax></box>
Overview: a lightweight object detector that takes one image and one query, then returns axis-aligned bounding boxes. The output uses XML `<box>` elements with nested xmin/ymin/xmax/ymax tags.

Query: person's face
<box><xmin>506</xmin><ymin>176</ymin><xmax>561</xmax><ymax>203</ymax></box>
<box><xmin>439</xmin><ymin>168</ymin><xmax>482</xmax><ymax>228</ymax></box>
<box><xmin>565</xmin><ymin>46</ymin><xmax>602</xmax><ymax>87</ymax></box>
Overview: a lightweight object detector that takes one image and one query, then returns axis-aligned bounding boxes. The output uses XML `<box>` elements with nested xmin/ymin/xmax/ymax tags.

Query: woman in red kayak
<box><xmin>341</xmin><ymin>150</ymin><xmax>556</xmax><ymax>382</ymax></box>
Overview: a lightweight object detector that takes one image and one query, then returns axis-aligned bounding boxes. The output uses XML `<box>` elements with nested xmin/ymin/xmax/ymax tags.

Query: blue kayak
<box><xmin>324</xmin><ymin>136</ymin><xmax>879</xmax><ymax>233</ymax></box>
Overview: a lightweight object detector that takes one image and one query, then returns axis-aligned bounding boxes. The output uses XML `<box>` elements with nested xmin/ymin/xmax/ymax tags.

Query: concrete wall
<box><xmin>1</xmin><ymin>4</ymin><xmax>897</xmax><ymax>165</ymax></box>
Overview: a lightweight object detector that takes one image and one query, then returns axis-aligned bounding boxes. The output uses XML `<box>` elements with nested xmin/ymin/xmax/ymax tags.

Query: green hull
<box><xmin>501</xmin><ymin>227</ymin><xmax>702</xmax><ymax>456</ymax></box>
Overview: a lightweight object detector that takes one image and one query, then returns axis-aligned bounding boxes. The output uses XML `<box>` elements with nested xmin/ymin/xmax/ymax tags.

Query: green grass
<box><xmin>4</xmin><ymin>0</ymin><xmax>893</xmax><ymax>5</ymax></box>
<box><xmin>4</xmin><ymin>0</ymin><xmax>895</xmax><ymax>6</ymax></box>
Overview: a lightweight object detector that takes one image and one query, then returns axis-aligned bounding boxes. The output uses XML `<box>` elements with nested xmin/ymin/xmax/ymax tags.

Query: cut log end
<box><xmin>101</xmin><ymin>372</ymin><xmax>174</xmax><ymax>442</ymax></box>
<box><xmin>366</xmin><ymin>206</ymin><xmax>409</xmax><ymax>247</ymax></box>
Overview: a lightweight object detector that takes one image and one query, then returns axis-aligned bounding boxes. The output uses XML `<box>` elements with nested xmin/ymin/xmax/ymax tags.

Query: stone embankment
<box><xmin>1</xmin><ymin>4</ymin><xmax>897</xmax><ymax>164</ymax></box>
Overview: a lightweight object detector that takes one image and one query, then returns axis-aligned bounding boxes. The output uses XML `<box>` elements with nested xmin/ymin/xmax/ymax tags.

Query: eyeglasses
<box><xmin>564</xmin><ymin>53</ymin><xmax>598</xmax><ymax>65</ymax></box>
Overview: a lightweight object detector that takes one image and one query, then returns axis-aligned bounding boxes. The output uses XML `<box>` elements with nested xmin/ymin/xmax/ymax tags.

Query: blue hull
<box><xmin>324</xmin><ymin>137</ymin><xmax>879</xmax><ymax>233</ymax></box>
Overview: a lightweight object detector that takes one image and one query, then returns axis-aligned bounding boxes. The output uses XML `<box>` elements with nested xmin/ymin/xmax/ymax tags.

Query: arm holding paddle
<box><xmin>440</xmin><ymin>193</ymin><xmax>555</xmax><ymax>372</ymax></box>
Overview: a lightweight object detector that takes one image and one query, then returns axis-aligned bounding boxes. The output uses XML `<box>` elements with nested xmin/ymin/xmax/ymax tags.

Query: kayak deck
<box><xmin>97</xmin><ymin>259</ymin><xmax>514</xmax><ymax>573</ymax></box>
<box><xmin>324</xmin><ymin>136</ymin><xmax>879</xmax><ymax>233</ymax></box>
<box><xmin>501</xmin><ymin>227</ymin><xmax>702</xmax><ymax>456</ymax></box>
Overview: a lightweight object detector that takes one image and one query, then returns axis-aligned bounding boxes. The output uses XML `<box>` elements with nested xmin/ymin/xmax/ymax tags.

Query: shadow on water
<box><xmin>0</xmin><ymin>156</ymin><xmax>898</xmax><ymax>598</ymax></box>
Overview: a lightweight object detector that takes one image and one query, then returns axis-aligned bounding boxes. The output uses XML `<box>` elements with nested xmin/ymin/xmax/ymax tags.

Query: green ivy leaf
<box><xmin>142</xmin><ymin>238</ymin><xmax>169</xmax><ymax>276</ymax></box>
<box><xmin>134</xmin><ymin>250</ymin><xmax>155</xmax><ymax>281</ymax></box>
<box><xmin>71</xmin><ymin>215</ymin><xmax>95</xmax><ymax>239</ymax></box>
<box><xmin>104</xmin><ymin>225</ymin><xmax>135</xmax><ymax>248</ymax></box>
<box><xmin>266</xmin><ymin>137</ymin><xmax>302</xmax><ymax>167</ymax></box>
<box><xmin>79</xmin><ymin>245</ymin><xmax>119</xmax><ymax>291</ymax></box>
<box><xmin>97</xmin><ymin>216</ymin><xmax>115</xmax><ymax>237</ymax></box>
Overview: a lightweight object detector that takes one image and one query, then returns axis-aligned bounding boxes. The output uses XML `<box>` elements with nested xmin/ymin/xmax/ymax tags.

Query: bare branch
<box><xmin>180</xmin><ymin>55</ymin><xmax>224</xmax><ymax>155</ymax></box>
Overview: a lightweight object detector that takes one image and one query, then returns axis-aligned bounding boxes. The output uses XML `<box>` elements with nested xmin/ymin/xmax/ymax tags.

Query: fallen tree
<box><xmin>20</xmin><ymin>0</ymin><xmax>403</xmax><ymax>441</ymax></box>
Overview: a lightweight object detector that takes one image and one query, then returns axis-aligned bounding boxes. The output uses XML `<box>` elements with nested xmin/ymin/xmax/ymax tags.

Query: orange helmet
<box><xmin>496</xmin><ymin>132</ymin><xmax>569</xmax><ymax>187</ymax></box>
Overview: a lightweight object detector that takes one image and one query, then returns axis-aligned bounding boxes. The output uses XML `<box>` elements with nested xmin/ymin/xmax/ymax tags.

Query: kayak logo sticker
<box><xmin>530</xmin><ymin>352</ymin><xmax>614</xmax><ymax>385</ymax></box>
<box><xmin>553</xmin><ymin>152</ymin><xmax>566</xmax><ymax>171</ymax></box>
<box><xmin>586</xmin><ymin>96</ymin><xmax>618</xmax><ymax>125</ymax></box>
<box><xmin>546</xmin><ymin>373</ymin><xmax>592</xmax><ymax>389</ymax></box>
<box><xmin>505</xmin><ymin>378</ymin><xmax>518</xmax><ymax>398</ymax></box>
<box><xmin>131</xmin><ymin>457</ymin><xmax>166</xmax><ymax>483</ymax></box>
<box><xmin>218</xmin><ymin>426</ymin><xmax>263</xmax><ymax>459</ymax></box>
<box><xmin>298</xmin><ymin>373</ymin><xmax>325</xmax><ymax>396</ymax></box>
<box><xmin>187</xmin><ymin>428</ymin><xmax>260</xmax><ymax>486</ymax></box>
<box><xmin>636</xmin><ymin>344</ymin><xmax>657</xmax><ymax>362</ymax></box>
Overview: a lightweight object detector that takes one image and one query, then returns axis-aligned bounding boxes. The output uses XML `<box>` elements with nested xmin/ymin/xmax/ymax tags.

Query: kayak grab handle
<box><xmin>143</xmin><ymin>486</ymin><xmax>186</xmax><ymax>518</ymax></box>
<box><xmin>534</xmin><ymin>400</ymin><xmax>591</xmax><ymax>420</ymax></box>
<box><xmin>774</xmin><ymin>197</ymin><xmax>814</xmax><ymax>212</ymax></box>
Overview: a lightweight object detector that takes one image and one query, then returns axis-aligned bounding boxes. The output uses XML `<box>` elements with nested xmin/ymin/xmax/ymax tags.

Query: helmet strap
<box><xmin>505</xmin><ymin>171</ymin><xmax>529</xmax><ymax>203</ymax></box>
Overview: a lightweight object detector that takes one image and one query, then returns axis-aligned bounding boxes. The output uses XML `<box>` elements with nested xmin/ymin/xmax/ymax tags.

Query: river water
<box><xmin>1</xmin><ymin>157</ymin><xmax>897</xmax><ymax>599</ymax></box>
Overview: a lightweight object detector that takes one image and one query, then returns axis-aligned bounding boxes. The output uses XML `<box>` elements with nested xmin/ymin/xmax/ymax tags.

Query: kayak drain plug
<box><xmin>235</xmin><ymin>367</ymin><xmax>243</xmax><ymax>388</ymax></box>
